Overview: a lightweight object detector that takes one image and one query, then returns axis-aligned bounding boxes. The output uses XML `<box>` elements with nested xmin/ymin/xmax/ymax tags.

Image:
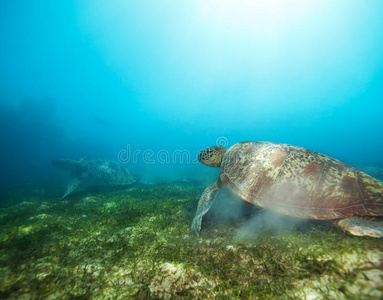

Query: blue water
<box><xmin>1</xmin><ymin>1</ymin><xmax>383</xmax><ymax>183</ymax></box>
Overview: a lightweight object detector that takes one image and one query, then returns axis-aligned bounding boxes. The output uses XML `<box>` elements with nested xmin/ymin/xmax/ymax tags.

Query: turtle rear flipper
<box><xmin>334</xmin><ymin>217</ymin><xmax>383</xmax><ymax>238</ymax></box>
<box><xmin>61</xmin><ymin>178</ymin><xmax>81</xmax><ymax>199</ymax></box>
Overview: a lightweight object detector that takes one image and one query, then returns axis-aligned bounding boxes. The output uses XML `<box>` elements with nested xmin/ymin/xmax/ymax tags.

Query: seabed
<box><xmin>0</xmin><ymin>178</ymin><xmax>382</xmax><ymax>299</ymax></box>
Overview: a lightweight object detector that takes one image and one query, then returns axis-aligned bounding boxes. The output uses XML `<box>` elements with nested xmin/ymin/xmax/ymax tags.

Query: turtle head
<box><xmin>198</xmin><ymin>146</ymin><xmax>227</xmax><ymax>167</ymax></box>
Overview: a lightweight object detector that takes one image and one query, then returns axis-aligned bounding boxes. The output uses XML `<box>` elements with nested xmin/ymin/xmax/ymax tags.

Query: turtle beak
<box><xmin>198</xmin><ymin>149</ymin><xmax>206</xmax><ymax>163</ymax></box>
<box><xmin>198</xmin><ymin>149</ymin><xmax>207</xmax><ymax>163</ymax></box>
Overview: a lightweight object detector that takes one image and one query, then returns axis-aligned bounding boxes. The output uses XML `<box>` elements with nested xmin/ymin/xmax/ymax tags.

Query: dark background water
<box><xmin>1</xmin><ymin>1</ymin><xmax>383</xmax><ymax>184</ymax></box>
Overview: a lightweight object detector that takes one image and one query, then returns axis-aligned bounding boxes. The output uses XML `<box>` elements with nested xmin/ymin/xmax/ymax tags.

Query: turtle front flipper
<box><xmin>61</xmin><ymin>178</ymin><xmax>81</xmax><ymax>199</ymax></box>
<box><xmin>333</xmin><ymin>217</ymin><xmax>383</xmax><ymax>238</ymax></box>
<box><xmin>191</xmin><ymin>181</ymin><xmax>221</xmax><ymax>236</ymax></box>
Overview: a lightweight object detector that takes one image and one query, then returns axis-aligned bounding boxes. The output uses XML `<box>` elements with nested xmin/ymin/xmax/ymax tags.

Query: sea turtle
<box><xmin>191</xmin><ymin>141</ymin><xmax>383</xmax><ymax>238</ymax></box>
<box><xmin>52</xmin><ymin>157</ymin><xmax>138</xmax><ymax>199</ymax></box>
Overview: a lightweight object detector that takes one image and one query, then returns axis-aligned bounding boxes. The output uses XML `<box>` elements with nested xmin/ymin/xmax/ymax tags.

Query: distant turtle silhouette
<box><xmin>53</xmin><ymin>158</ymin><xmax>138</xmax><ymax>199</ymax></box>
<box><xmin>192</xmin><ymin>141</ymin><xmax>383</xmax><ymax>238</ymax></box>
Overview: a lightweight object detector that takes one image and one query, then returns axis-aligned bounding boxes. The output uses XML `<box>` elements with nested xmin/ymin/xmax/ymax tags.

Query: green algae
<box><xmin>0</xmin><ymin>181</ymin><xmax>382</xmax><ymax>299</ymax></box>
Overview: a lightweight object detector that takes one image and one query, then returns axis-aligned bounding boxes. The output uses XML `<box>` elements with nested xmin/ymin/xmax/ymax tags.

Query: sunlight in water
<box><xmin>197</xmin><ymin>0</ymin><xmax>317</xmax><ymax>36</ymax></box>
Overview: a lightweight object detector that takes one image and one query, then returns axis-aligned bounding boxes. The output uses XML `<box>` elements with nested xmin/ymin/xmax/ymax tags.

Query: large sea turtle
<box><xmin>191</xmin><ymin>141</ymin><xmax>383</xmax><ymax>237</ymax></box>
<box><xmin>52</xmin><ymin>158</ymin><xmax>138</xmax><ymax>199</ymax></box>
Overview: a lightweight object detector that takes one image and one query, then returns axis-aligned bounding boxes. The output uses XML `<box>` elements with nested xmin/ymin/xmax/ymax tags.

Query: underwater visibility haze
<box><xmin>1</xmin><ymin>0</ymin><xmax>383</xmax><ymax>298</ymax></box>
<box><xmin>1</xmin><ymin>0</ymin><xmax>383</xmax><ymax>182</ymax></box>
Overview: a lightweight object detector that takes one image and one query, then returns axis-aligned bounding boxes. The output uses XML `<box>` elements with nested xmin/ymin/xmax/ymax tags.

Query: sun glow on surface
<box><xmin>197</xmin><ymin>0</ymin><xmax>314</xmax><ymax>36</ymax></box>
<box><xmin>76</xmin><ymin>0</ymin><xmax>383</xmax><ymax>127</ymax></box>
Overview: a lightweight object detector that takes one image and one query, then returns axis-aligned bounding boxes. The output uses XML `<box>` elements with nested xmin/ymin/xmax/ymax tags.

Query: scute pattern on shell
<box><xmin>53</xmin><ymin>158</ymin><xmax>136</xmax><ymax>185</ymax></box>
<box><xmin>219</xmin><ymin>142</ymin><xmax>383</xmax><ymax>220</ymax></box>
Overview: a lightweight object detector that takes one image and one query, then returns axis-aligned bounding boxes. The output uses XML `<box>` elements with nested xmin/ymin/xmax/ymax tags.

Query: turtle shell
<box><xmin>219</xmin><ymin>141</ymin><xmax>383</xmax><ymax>220</ymax></box>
